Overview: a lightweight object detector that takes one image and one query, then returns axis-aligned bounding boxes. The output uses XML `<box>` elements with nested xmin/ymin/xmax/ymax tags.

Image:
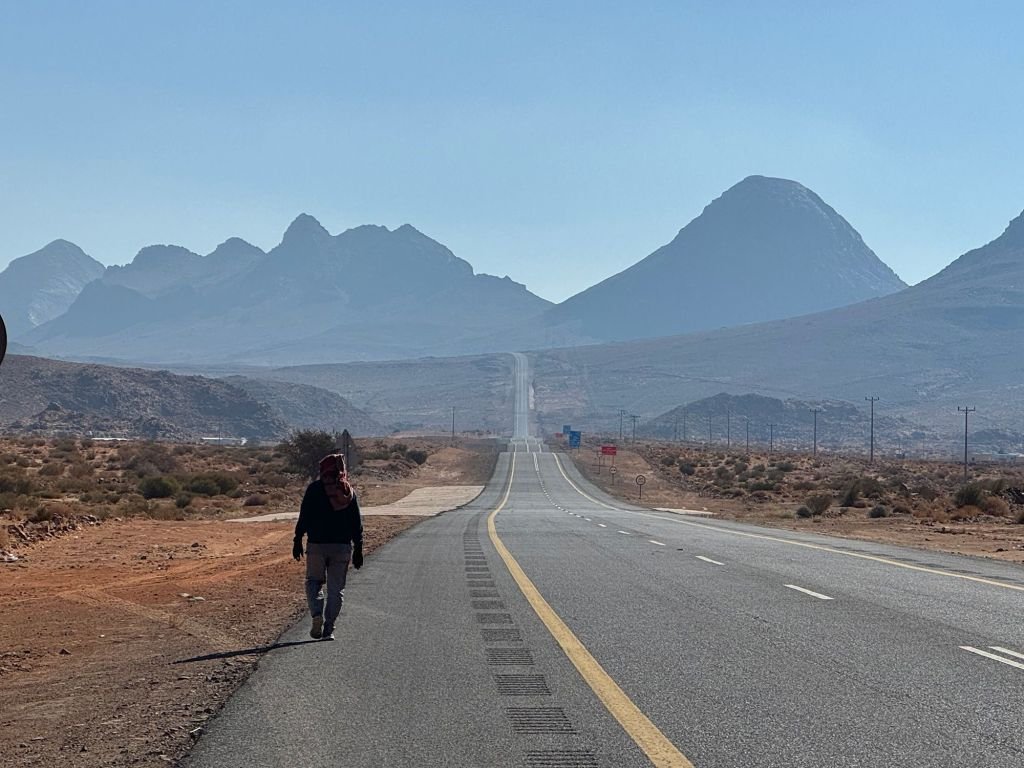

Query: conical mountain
<box><xmin>531</xmin><ymin>207</ymin><xmax>1024</xmax><ymax>434</ymax></box>
<box><xmin>0</xmin><ymin>240</ymin><xmax>105</xmax><ymax>337</ymax></box>
<box><xmin>546</xmin><ymin>175</ymin><xmax>906</xmax><ymax>342</ymax></box>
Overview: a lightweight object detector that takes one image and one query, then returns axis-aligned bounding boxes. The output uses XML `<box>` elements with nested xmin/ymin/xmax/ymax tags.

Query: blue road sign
<box><xmin>568</xmin><ymin>431</ymin><xmax>582</xmax><ymax>449</ymax></box>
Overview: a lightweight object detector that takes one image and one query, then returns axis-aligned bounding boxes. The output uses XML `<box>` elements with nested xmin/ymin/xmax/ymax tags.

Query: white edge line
<box><xmin>696</xmin><ymin>556</ymin><xmax>724</xmax><ymax>566</ymax></box>
<box><xmin>649</xmin><ymin>540</ymin><xmax>665</xmax><ymax>546</ymax></box>
<box><xmin>784</xmin><ymin>584</ymin><xmax>834</xmax><ymax>600</ymax></box>
<box><xmin>989</xmin><ymin>646</ymin><xmax>1024</xmax><ymax>662</ymax></box>
<box><xmin>961</xmin><ymin>646</ymin><xmax>1024</xmax><ymax>670</ymax></box>
<box><xmin>617</xmin><ymin>531</ymin><xmax>632</xmax><ymax>535</ymax></box>
<box><xmin>598</xmin><ymin>523</ymin><xmax>607</xmax><ymax>528</ymax></box>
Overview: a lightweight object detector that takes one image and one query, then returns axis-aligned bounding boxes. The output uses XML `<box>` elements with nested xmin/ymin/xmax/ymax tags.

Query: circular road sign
<box><xmin>609</xmin><ymin>466</ymin><xmax>617</xmax><ymax>474</ymax></box>
<box><xmin>635</xmin><ymin>474</ymin><xmax>647</xmax><ymax>486</ymax></box>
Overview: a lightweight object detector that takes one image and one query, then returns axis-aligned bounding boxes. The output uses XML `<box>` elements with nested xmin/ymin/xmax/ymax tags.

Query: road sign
<box><xmin>562</xmin><ymin>425</ymin><xmax>572</xmax><ymax>436</ymax></box>
<box><xmin>636</xmin><ymin>474</ymin><xmax>646</xmax><ymax>500</ymax></box>
<box><xmin>568</xmin><ymin>431</ymin><xmax>581</xmax><ymax>449</ymax></box>
<box><xmin>601</xmin><ymin>445</ymin><xmax>617</xmax><ymax>456</ymax></box>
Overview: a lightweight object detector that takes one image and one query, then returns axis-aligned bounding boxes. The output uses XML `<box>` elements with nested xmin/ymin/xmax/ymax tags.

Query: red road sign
<box><xmin>601</xmin><ymin>445</ymin><xmax>617</xmax><ymax>456</ymax></box>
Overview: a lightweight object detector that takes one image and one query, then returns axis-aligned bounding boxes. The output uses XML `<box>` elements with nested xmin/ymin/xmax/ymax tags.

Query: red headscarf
<box><xmin>319</xmin><ymin>453</ymin><xmax>353</xmax><ymax>511</ymax></box>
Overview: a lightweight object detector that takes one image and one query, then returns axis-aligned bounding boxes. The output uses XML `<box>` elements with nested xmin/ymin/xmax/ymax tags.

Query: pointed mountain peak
<box><xmin>282</xmin><ymin>213</ymin><xmax>330</xmax><ymax>245</ymax></box>
<box><xmin>998</xmin><ymin>210</ymin><xmax>1024</xmax><ymax>247</ymax></box>
<box><xmin>207</xmin><ymin>237</ymin><xmax>264</xmax><ymax>260</ymax></box>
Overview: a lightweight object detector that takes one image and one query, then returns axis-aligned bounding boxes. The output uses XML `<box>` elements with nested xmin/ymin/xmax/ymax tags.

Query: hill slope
<box><xmin>0</xmin><ymin>240</ymin><xmax>105</xmax><ymax>337</ymax></box>
<box><xmin>545</xmin><ymin>175</ymin><xmax>906</xmax><ymax>342</ymax></box>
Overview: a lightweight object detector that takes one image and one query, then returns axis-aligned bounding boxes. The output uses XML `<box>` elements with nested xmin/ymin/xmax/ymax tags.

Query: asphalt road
<box><xmin>186</xmin><ymin>358</ymin><xmax>1024</xmax><ymax>768</ymax></box>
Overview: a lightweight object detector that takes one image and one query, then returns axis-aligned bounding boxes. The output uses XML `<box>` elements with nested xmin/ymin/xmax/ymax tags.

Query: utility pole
<box><xmin>958</xmin><ymin>406</ymin><xmax>975</xmax><ymax>482</ymax></box>
<box><xmin>769</xmin><ymin>423</ymin><xmax>775</xmax><ymax>453</ymax></box>
<box><xmin>682</xmin><ymin>410</ymin><xmax>687</xmax><ymax>443</ymax></box>
<box><xmin>618</xmin><ymin>409</ymin><xmax>626</xmax><ymax>442</ymax></box>
<box><xmin>451</xmin><ymin>406</ymin><xmax>456</xmax><ymax>444</ymax></box>
<box><xmin>865</xmin><ymin>397</ymin><xmax>879</xmax><ymax>463</ymax></box>
<box><xmin>811</xmin><ymin>408</ymin><xmax>820</xmax><ymax>457</ymax></box>
<box><xmin>673</xmin><ymin>418</ymin><xmax>680</xmax><ymax>442</ymax></box>
<box><xmin>630</xmin><ymin>414</ymin><xmax>639</xmax><ymax>443</ymax></box>
<box><xmin>745</xmin><ymin>417</ymin><xmax>750</xmax><ymax>454</ymax></box>
<box><xmin>726</xmin><ymin>408</ymin><xmax>731</xmax><ymax>451</ymax></box>
<box><xmin>707</xmin><ymin>415</ymin><xmax>712</xmax><ymax>448</ymax></box>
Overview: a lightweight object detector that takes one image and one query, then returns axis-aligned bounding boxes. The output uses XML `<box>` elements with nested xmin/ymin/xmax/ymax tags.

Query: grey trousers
<box><xmin>305</xmin><ymin>541</ymin><xmax>351</xmax><ymax>627</ymax></box>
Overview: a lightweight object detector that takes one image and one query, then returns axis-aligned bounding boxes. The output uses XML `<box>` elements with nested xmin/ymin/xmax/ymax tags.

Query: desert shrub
<box><xmin>243</xmin><ymin>494</ymin><xmax>269</xmax><ymax>507</ymax></box>
<box><xmin>954</xmin><ymin>483</ymin><xmax>984</xmax><ymax>508</ymax></box>
<box><xmin>913</xmin><ymin>483</ymin><xmax>940</xmax><ymax>501</ymax></box>
<box><xmin>860</xmin><ymin>477</ymin><xmax>884</xmax><ymax>498</ymax></box>
<box><xmin>183</xmin><ymin>472</ymin><xmax>239</xmax><ymax>496</ymax></box>
<box><xmin>984</xmin><ymin>496</ymin><xmax>1011</xmax><ymax>517</ymax></box>
<box><xmin>51</xmin><ymin>437</ymin><xmax>78</xmax><ymax>453</ymax></box>
<box><xmin>15</xmin><ymin>455</ymin><xmax>32</xmax><ymax>468</ymax></box>
<box><xmin>279</xmin><ymin>430</ymin><xmax>337</xmax><ymax>478</ymax></box>
<box><xmin>747</xmin><ymin>480</ymin><xmax>777</xmax><ymax>492</ymax></box>
<box><xmin>715</xmin><ymin>466</ymin><xmax>733</xmax><ymax>480</ymax></box>
<box><xmin>28</xmin><ymin>506</ymin><xmax>53</xmax><ymax>523</ymax></box>
<box><xmin>796</xmin><ymin>506</ymin><xmax>813</xmax><ymax>518</ymax></box>
<box><xmin>119</xmin><ymin>443</ymin><xmax>178</xmax><ymax>476</ymax></box>
<box><xmin>774</xmin><ymin>460</ymin><xmax>795</xmax><ymax>472</ymax></box>
<box><xmin>1017</xmin><ymin>509</ymin><xmax>1024</xmax><ymax>524</ymax></box>
<box><xmin>793</xmin><ymin>480</ymin><xmax>817</xmax><ymax>491</ymax></box>
<box><xmin>661</xmin><ymin>455</ymin><xmax>677</xmax><ymax>467</ymax></box>
<box><xmin>139</xmin><ymin>475</ymin><xmax>180</xmax><ymax>499</ymax></box>
<box><xmin>893</xmin><ymin>504</ymin><xmax>912</xmax><ymax>516</ymax></box>
<box><xmin>733</xmin><ymin>461</ymin><xmax>748</xmax><ymax>474</ymax></box>
<box><xmin>0</xmin><ymin>472</ymin><xmax>35</xmax><ymax>496</ymax></box>
<box><xmin>0</xmin><ymin>492</ymin><xmax>17</xmax><ymax>511</ymax></box>
<box><xmin>38</xmin><ymin>462</ymin><xmax>64</xmax><ymax>477</ymax></box>
<box><xmin>175</xmin><ymin>493</ymin><xmax>194</xmax><ymax>509</ymax></box>
<box><xmin>869</xmin><ymin>505</ymin><xmax>888</xmax><ymax>518</ymax></box>
<box><xmin>751</xmin><ymin>464</ymin><xmax>766</xmax><ymax>475</ymax></box>
<box><xmin>805</xmin><ymin>493</ymin><xmax>832</xmax><ymax>516</ymax></box>
<box><xmin>980</xmin><ymin>478</ymin><xmax>1008</xmax><ymax>494</ymax></box>
<box><xmin>679</xmin><ymin>463</ymin><xmax>696</xmax><ymax>476</ymax></box>
<box><xmin>68</xmin><ymin>461</ymin><xmax>94</xmax><ymax>478</ymax></box>
<box><xmin>840</xmin><ymin>481</ymin><xmax>861</xmax><ymax>507</ymax></box>
<box><xmin>406</xmin><ymin>449</ymin><xmax>429</xmax><ymax>465</ymax></box>
<box><xmin>258</xmin><ymin>472</ymin><xmax>291</xmax><ymax>488</ymax></box>
<box><xmin>171</xmin><ymin>444</ymin><xmax>194</xmax><ymax>456</ymax></box>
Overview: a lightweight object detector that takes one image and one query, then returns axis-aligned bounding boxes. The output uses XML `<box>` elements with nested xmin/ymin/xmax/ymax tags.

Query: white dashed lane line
<box><xmin>696</xmin><ymin>556</ymin><xmax>724</xmax><ymax>566</ymax></box>
<box><xmin>960</xmin><ymin>646</ymin><xmax>1024</xmax><ymax>671</ymax></box>
<box><xmin>598</xmin><ymin>524</ymin><xmax>607</xmax><ymax>528</ymax></box>
<box><xmin>617</xmin><ymin>531</ymin><xmax>632</xmax><ymax>536</ymax></box>
<box><xmin>784</xmin><ymin>584</ymin><xmax>834</xmax><ymax>601</ymax></box>
<box><xmin>649</xmin><ymin>540</ymin><xmax>665</xmax><ymax>546</ymax></box>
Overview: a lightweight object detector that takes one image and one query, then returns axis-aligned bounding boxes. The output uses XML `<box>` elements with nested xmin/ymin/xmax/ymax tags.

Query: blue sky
<box><xmin>1</xmin><ymin>1</ymin><xmax>1021</xmax><ymax>302</ymax></box>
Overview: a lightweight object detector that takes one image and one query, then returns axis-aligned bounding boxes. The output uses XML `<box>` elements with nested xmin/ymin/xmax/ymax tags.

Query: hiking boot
<box><xmin>321</xmin><ymin>623</ymin><xmax>335</xmax><ymax>641</ymax></box>
<box><xmin>310</xmin><ymin>616</ymin><xmax>323</xmax><ymax>639</ymax></box>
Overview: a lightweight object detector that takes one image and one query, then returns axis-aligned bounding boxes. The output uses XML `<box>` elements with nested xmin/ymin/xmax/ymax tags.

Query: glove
<box><xmin>352</xmin><ymin>544</ymin><xmax>363</xmax><ymax>570</ymax></box>
<box><xmin>292</xmin><ymin>538</ymin><xmax>303</xmax><ymax>561</ymax></box>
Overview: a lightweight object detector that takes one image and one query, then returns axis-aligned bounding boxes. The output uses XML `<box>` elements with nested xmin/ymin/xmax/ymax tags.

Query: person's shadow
<box><xmin>174</xmin><ymin>639</ymin><xmax>320</xmax><ymax>664</ymax></box>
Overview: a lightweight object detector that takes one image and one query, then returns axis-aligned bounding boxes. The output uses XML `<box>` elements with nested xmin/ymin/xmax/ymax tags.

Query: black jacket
<box><xmin>294</xmin><ymin>480</ymin><xmax>363</xmax><ymax>546</ymax></box>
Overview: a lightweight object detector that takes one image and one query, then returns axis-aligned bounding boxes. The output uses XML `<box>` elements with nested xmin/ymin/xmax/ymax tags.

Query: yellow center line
<box><xmin>488</xmin><ymin>452</ymin><xmax>695</xmax><ymax>768</ymax></box>
<box><xmin>550</xmin><ymin>453</ymin><xmax>1024</xmax><ymax>594</ymax></box>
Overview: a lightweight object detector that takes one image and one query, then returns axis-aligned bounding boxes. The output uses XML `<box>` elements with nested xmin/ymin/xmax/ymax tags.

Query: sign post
<box><xmin>635</xmin><ymin>474</ymin><xmax>646</xmax><ymax>500</ymax></box>
<box><xmin>610</xmin><ymin>466</ymin><xmax>617</xmax><ymax>485</ymax></box>
<box><xmin>568</xmin><ymin>431</ymin><xmax>582</xmax><ymax>450</ymax></box>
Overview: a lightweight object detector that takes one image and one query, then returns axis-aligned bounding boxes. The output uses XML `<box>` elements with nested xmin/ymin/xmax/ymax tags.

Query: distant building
<box><xmin>200</xmin><ymin>437</ymin><xmax>248</xmax><ymax>447</ymax></box>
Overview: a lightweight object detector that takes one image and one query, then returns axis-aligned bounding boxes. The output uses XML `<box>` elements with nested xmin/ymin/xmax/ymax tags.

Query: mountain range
<box><xmin>7</xmin><ymin>175</ymin><xmax>907</xmax><ymax>365</ymax></box>
<box><xmin>529</xmin><ymin>208</ymin><xmax>1024</xmax><ymax>451</ymax></box>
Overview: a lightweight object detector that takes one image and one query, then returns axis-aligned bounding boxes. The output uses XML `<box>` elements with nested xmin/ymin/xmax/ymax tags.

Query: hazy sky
<box><xmin>2</xmin><ymin>1</ymin><xmax>1021</xmax><ymax>302</ymax></box>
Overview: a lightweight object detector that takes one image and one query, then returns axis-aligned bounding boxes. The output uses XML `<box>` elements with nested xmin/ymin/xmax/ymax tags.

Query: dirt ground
<box><xmin>562</xmin><ymin>441</ymin><xmax>1024</xmax><ymax>564</ymax></box>
<box><xmin>0</xmin><ymin>434</ymin><xmax>499</xmax><ymax>767</ymax></box>
<box><xmin>0</xmin><ymin>515</ymin><xmax>419</xmax><ymax>767</ymax></box>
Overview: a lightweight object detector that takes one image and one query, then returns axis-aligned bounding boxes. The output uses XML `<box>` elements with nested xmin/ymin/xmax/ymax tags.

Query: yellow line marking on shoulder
<box><xmin>488</xmin><ymin>452</ymin><xmax>694</xmax><ymax>768</ymax></box>
<box><xmin>549</xmin><ymin>453</ymin><xmax>1024</xmax><ymax>594</ymax></box>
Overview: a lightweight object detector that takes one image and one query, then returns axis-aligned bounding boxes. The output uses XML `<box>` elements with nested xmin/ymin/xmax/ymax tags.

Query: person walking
<box><xmin>292</xmin><ymin>453</ymin><xmax>364</xmax><ymax>641</ymax></box>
